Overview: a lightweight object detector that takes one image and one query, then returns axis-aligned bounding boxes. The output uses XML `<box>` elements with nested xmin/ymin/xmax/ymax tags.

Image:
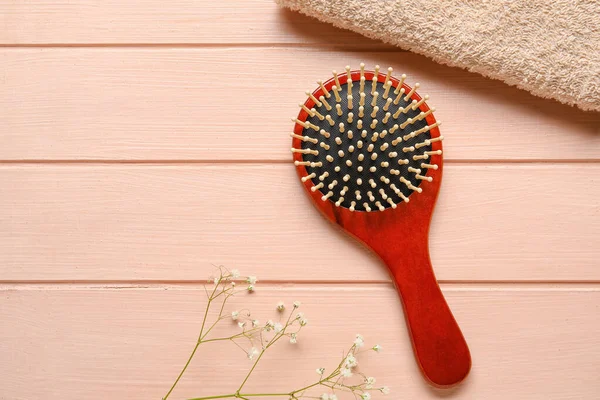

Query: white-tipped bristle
<box><xmin>371</xmin><ymin>152</ymin><xmax>378</xmax><ymax>160</ymax></box>
<box><xmin>320</xmin><ymin>96</ymin><xmax>332</xmax><ymax>111</ymax></box>
<box><xmin>383</xmin><ymin>112</ymin><xmax>391</xmax><ymax>124</ymax></box>
<box><xmin>384</xmin><ymin>66</ymin><xmax>393</xmax><ymax>83</ymax></box>
<box><xmin>361</xmin><ymin>130</ymin><xmax>367</xmax><ymax>139</ymax></box>
<box><xmin>383</xmin><ymin>80</ymin><xmax>392</xmax><ymax>99</ymax></box>
<box><xmin>334</xmin><ymin>166</ymin><xmax>341</xmax><ymax>172</ymax></box>
<box><xmin>335</xmin><ymin>197</ymin><xmax>344</xmax><ymax>207</ymax></box>
<box><xmin>357</xmin><ymin>120</ymin><xmax>363</xmax><ymax>129</ymax></box>
<box><xmin>380</xmin><ymin>129</ymin><xmax>388</xmax><ymax>139</ymax></box>
<box><xmin>421</xmin><ymin>163</ymin><xmax>439</xmax><ymax>170</ymax></box>
<box><xmin>407</xmin><ymin>167</ymin><xmax>421</xmax><ymax>173</ymax></box>
<box><xmin>325</xmin><ymin>115</ymin><xmax>335</xmax><ymax>127</ymax></box>
<box><xmin>413</xmin><ymin>154</ymin><xmax>428</xmax><ymax>160</ymax></box>
<box><xmin>290</xmin><ymin>132</ymin><xmax>318</xmax><ymax>144</ymax></box>
<box><xmin>402</xmin><ymin>146</ymin><xmax>415</xmax><ymax>153</ymax></box>
<box><xmin>320</xmin><ymin>142</ymin><xmax>330</xmax><ymax>150</ymax></box>
<box><xmin>312</xmin><ymin>108</ymin><xmax>325</xmax><ymax>120</ymax></box>
<box><xmin>338</xmin><ymin>150</ymin><xmax>345</xmax><ymax>157</ymax></box>
<box><xmin>291</xmin><ymin>147</ymin><xmax>318</xmax><ymax>155</ymax></box>
<box><xmin>348</xmin><ymin>145</ymin><xmax>355</xmax><ymax>153</ymax></box>
<box><xmin>383</xmin><ymin>98</ymin><xmax>393</xmax><ymax>111</ymax></box>
<box><xmin>412</xmin><ymin>95</ymin><xmax>429</xmax><ymax>110</ymax></box>
<box><xmin>371</xmin><ymin>76</ymin><xmax>377</xmax><ymax>95</ymax></box>
<box><xmin>389</xmin><ymin>169</ymin><xmax>400</xmax><ymax>175</ymax></box>
<box><xmin>370</xmin><ymin>119</ymin><xmax>378</xmax><ymax>129</ymax></box>
<box><xmin>340</xmin><ymin>186</ymin><xmax>349</xmax><ymax>196</ymax></box>
<box><xmin>371</xmin><ymin>132</ymin><xmax>379</xmax><ymax>142</ymax></box>
<box><xmin>332</xmin><ymin>85</ymin><xmax>342</xmax><ymax>102</ymax></box>
<box><xmin>333</xmin><ymin>70</ymin><xmax>341</xmax><ymax>88</ymax></box>
<box><xmin>343</xmin><ymin>174</ymin><xmax>351</xmax><ymax>182</ymax></box>
<box><xmin>404</xmin><ymin>83</ymin><xmax>420</xmax><ymax>101</ymax></box>
<box><xmin>322</xmin><ymin>191</ymin><xmax>334</xmax><ymax>201</ymax></box>
<box><xmin>358</xmin><ymin>153</ymin><xmax>364</xmax><ymax>161</ymax></box>
<box><xmin>345</xmin><ymin>65</ymin><xmax>351</xmax><ymax>80</ymax></box>
<box><xmin>380</xmin><ymin>176</ymin><xmax>390</xmax><ymax>184</ymax></box>
<box><xmin>367</xmin><ymin>190</ymin><xmax>376</xmax><ymax>201</ymax></box>
<box><xmin>371</xmin><ymin>106</ymin><xmax>379</xmax><ymax>118</ymax></box>
<box><xmin>336</xmin><ymin>104</ymin><xmax>343</xmax><ymax>116</ymax></box>
<box><xmin>347</xmin><ymin>94</ymin><xmax>353</xmax><ymax>109</ymax></box>
<box><xmin>348</xmin><ymin>130</ymin><xmax>354</xmax><ymax>140</ymax></box>
<box><xmin>311</xmin><ymin>182</ymin><xmax>324</xmax><ymax>192</ymax></box>
<box><xmin>367</xmin><ymin>144</ymin><xmax>374</xmax><ymax>152</ymax></box>
<box><xmin>394</xmin><ymin>74</ymin><xmax>407</xmax><ymax>95</ymax></box>
<box><xmin>317</xmin><ymin>80</ymin><xmax>331</xmax><ymax>98</ymax></box>
<box><xmin>389</xmin><ymin>151</ymin><xmax>398</xmax><ymax>157</ymax></box>
<box><xmin>318</xmin><ymin>172</ymin><xmax>329</xmax><ymax>181</ymax></box>
<box><xmin>375</xmin><ymin>201</ymin><xmax>385</xmax><ymax>211</ymax></box>
<box><xmin>363</xmin><ymin>203</ymin><xmax>372</xmax><ymax>212</ymax></box>
<box><xmin>391</xmin><ymin>137</ymin><xmax>402</xmax><ymax>146</ymax></box>
<box><xmin>358</xmin><ymin>105</ymin><xmax>365</xmax><ymax>118</ymax></box>
<box><xmin>359</xmin><ymin>92</ymin><xmax>366</xmax><ymax>107</ymax></box>
<box><xmin>379</xmin><ymin>188</ymin><xmax>388</xmax><ymax>200</ymax></box>
<box><xmin>335</xmin><ymin>137</ymin><xmax>342</xmax><ymax>145</ymax></box>
<box><xmin>350</xmin><ymin>201</ymin><xmax>356</xmax><ymax>211</ymax></box>
<box><xmin>369</xmin><ymin>166</ymin><xmax>377</xmax><ymax>172</ymax></box>
<box><xmin>393</xmin><ymin>88</ymin><xmax>405</xmax><ymax>105</ymax></box>
<box><xmin>357</xmin><ymin>142</ymin><xmax>364</xmax><ymax>151</ymax></box>
<box><xmin>355</xmin><ymin>190</ymin><xmax>362</xmax><ymax>200</ymax></box>
<box><xmin>300</xmin><ymin>103</ymin><xmax>315</xmax><ymax>117</ymax></box>
<box><xmin>389</xmin><ymin>124</ymin><xmax>399</xmax><ymax>133</ymax></box>
<box><xmin>326</xmin><ymin>155</ymin><xmax>334</xmax><ymax>162</ymax></box>
<box><xmin>357</xmin><ymin>166</ymin><xmax>364</xmax><ymax>172</ymax></box>
<box><xmin>374</xmin><ymin>65</ymin><xmax>380</xmax><ymax>78</ymax></box>
<box><xmin>306</xmin><ymin>91</ymin><xmax>322</xmax><ymax>107</ymax></box>
<box><xmin>359</xmin><ymin>77</ymin><xmax>365</xmax><ymax>94</ymax></box>
<box><xmin>301</xmin><ymin>172</ymin><xmax>316</xmax><ymax>182</ymax></box>
<box><xmin>425</xmin><ymin>150</ymin><xmax>443</xmax><ymax>156</ymax></box>
<box><xmin>416</xmin><ymin>174</ymin><xmax>433</xmax><ymax>182</ymax></box>
<box><xmin>357</xmin><ymin>178</ymin><xmax>363</xmax><ymax>185</ymax></box>
<box><xmin>347</xmin><ymin>113</ymin><xmax>354</xmax><ymax>124</ymax></box>
<box><xmin>380</xmin><ymin>142</ymin><xmax>389</xmax><ymax>151</ymax></box>
<box><xmin>371</xmin><ymin>92</ymin><xmax>379</xmax><ymax>107</ymax></box>
<box><xmin>328</xmin><ymin>180</ymin><xmax>338</xmax><ymax>190</ymax></box>
<box><xmin>400</xmin><ymin>118</ymin><xmax>414</xmax><ymax>130</ymax></box>
<box><xmin>397</xmin><ymin>158</ymin><xmax>409</xmax><ymax>165</ymax></box>
<box><xmin>380</xmin><ymin>161</ymin><xmax>390</xmax><ymax>167</ymax></box>
<box><xmin>320</xmin><ymin>129</ymin><xmax>330</xmax><ymax>138</ymax></box>
<box><xmin>339</xmin><ymin>122</ymin><xmax>345</xmax><ymax>133</ymax></box>
<box><xmin>387</xmin><ymin>198</ymin><xmax>398</xmax><ymax>208</ymax></box>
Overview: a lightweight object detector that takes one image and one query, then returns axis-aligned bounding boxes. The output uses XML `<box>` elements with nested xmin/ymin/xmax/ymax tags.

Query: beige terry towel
<box><xmin>276</xmin><ymin>0</ymin><xmax>600</xmax><ymax>112</ymax></box>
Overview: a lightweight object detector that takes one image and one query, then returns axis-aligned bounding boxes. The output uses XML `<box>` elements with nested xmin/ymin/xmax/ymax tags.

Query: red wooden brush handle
<box><xmin>384</xmin><ymin>249</ymin><xmax>471</xmax><ymax>387</ymax></box>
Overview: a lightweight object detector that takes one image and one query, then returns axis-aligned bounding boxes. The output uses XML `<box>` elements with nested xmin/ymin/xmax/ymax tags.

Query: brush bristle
<box><xmin>292</xmin><ymin>65</ymin><xmax>442</xmax><ymax>212</ymax></box>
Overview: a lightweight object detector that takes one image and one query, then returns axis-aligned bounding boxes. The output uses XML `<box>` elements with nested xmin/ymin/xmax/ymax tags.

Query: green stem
<box><xmin>163</xmin><ymin>342</ymin><xmax>201</xmax><ymax>400</ymax></box>
<box><xmin>187</xmin><ymin>393</ymin><xmax>237</xmax><ymax>400</ymax></box>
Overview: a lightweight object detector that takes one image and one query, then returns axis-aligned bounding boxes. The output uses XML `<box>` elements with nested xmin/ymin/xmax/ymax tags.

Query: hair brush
<box><xmin>290</xmin><ymin>64</ymin><xmax>471</xmax><ymax>387</ymax></box>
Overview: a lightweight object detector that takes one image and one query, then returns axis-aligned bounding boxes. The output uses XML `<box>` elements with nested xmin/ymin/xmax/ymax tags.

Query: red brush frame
<box><xmin>292</xmin><ymin>70</ymin><xmax>471</xmax><ymax>387</ymax></box>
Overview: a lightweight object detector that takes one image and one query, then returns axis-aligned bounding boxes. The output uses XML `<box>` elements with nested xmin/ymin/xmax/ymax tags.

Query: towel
<box><xmin>276</xmin><ymin>0</ymin><xmax>600</xmax><ymax>112</ymax></box>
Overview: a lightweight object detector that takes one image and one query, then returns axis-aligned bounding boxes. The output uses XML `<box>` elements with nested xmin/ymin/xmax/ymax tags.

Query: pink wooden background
<box><xmin>1</xmin><ymin>2</ymin><xmax>599</xmax><ymax>399</ymax></box>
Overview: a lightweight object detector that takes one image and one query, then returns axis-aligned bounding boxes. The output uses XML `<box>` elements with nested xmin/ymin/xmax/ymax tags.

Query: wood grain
<box><xmin>1</xmin><ymin>285</ymin><xmax>598</xmax><ymax>400</ymax></box>
<box><xmin>0</xmin><ymin>1</ymin><xmax>388</xmax><ymax>45</ymax></box>
<box><xmin>1</xmin><ymin>48</ymin><xmax>598</xmax><ymax>161</ymax></box>
<box><xmin>0</xmin><ymin>164</ymin><xmax>598</xmax><ymax>282</ymax></box>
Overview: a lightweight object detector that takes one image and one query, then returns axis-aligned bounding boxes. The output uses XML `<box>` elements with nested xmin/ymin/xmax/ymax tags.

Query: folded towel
<box><xmin>276</xmin><ymin>0</ymin><xmax>600</xmax><ymax>112</ymax></box>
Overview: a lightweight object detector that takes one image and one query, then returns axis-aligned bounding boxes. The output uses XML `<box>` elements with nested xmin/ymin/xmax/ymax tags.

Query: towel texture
<box><xmin>276</xmin><ymin>0</ymin><xmax>600</xmax><ymax>111</ymax></box>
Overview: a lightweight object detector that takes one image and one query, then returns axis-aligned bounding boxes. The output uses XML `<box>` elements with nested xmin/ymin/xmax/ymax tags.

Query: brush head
<box><xmin>292</xmin><ymin>65</ymin><xmax>443</xmax><ymax>212</ymax></box>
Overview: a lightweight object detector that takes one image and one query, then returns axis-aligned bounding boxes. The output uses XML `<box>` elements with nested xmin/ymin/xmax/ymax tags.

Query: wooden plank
<box><xmin>0</xmin><ymin>0</ymin><xmax>388</xmax><ymax>45</ymax></box>
<box><xmin>0</xmin><ymin>48</ymin><xmax>597</xmax><ymax>161</ymax></box>
<box><xmin>0</xmin><ymin>285</ymin><xmax>598</xmax><ymax>399</ymax></box>
<box><xmin>0</xmin><ymin>164</ymin><xmax>598</xmax><ymax>282</ymax></box>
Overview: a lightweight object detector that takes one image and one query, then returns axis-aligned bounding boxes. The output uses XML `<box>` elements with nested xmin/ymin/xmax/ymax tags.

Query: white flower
<box><xmin>293</xmin><ymin>301</ymin><xmax>301</xmax><ymax>308</ymax></box>
<box><xmin>265</xmin><ymin>320</ymin><xmax>275</xmax><ymax>331</ymax></box>
<box><xmin>361</xmin><ymin>393</ymin><xmax>371</xmax><ymax>400</ymax></box>
<box><xmin>290</xmin><ymin>333</ymin><xmax>297</xmax><ymax>344</ymax></box>
<box><xmin>344</xmin><ymin>354</ymin><xmax>358</xmax><ymax>368</ymax></box>
<box><xmin>247</xmin><ymin>284</ymin><xmax>255</xmax><ymax>292</ymax></box>
<box><xmin>231</xmin><ymin>281</ymin><xmax>236</xmax><ymax>287</ymax></box>
<box><xmin>276</xmin><ymin>301</ymin><xmax>285</xmax><ymax>311</ymax></box>
<box><xmin>231</xmin><ymin>311</ymin><xmax>239</xmax><ymax>321</ymax></box>
<box><xmin>320</xmin><ymin>394</ymin><xmax>329</xmax><ymax>400</ymax></box>
<box><xmin>274</xmin><ymin>322</ymin><xmax>284</xmax><ymax>333</ymax></box>
<box><xmin>295</xmin><ymin>312</ymin><xmax>304</xmax><ymax>320</ymax></box>
<box><xmin>238</xmin><ymin>321</ymin><xmax>246</xmax><ymax>329</ymax></box>
<box><xmin>341</xmin><ymin>367</ymin><xmax>353</xmax><ymax>378</ymax></box>
<box><xmin>299</xmin><ymin>317</ymin><xmax>308</xmax><ymax>326</ymax></box>
<box><xmin>316</xmin><ymin>367</ymin><xmax>325</xmax><ymax>375</ymax></box>
<box><xmin>213</xmin><ymin>277</ymin><xmax>220</xmax><ymax>285</ymax></box>
<box><xmin>354</xmin><ymin>334</ymin><xmax>364</xmax><ymax>348</ymax></box>
<box><xmin>380</xmin><ymin>387</ymin><xmax>390</xmax><ymax>395</ymax></box>
<box><xmin>329</xmin><ymin>395</ymin><xmax>338</xmax><ymax>400</ymax></box>
<box><xmin>365</xmin><ymin>377</ymin><xmax>376</xmax><ymax>389</ymax></box>
<box><xmin>247</xmin><ymin>347</ymin><xmax>259</xmax><ymax>360</ymax></box>
<box><xmin>372</xmin><ymin>344</ymin><xmax>382</xmax><ymax>352</ymax></box>
<box><xmin>247</xmin><ymin>276</ymin><xmax>258</xmax><ymax>285</ymax></box>
<box><xmin>252</xmin><ymin>319</ymin><xmax>260</xmax><ymax>327</ymax></box>
<box><xmin>231</xmin><ymin>269</ymin><xmax>240</xmax><ymax>278</ymax></box>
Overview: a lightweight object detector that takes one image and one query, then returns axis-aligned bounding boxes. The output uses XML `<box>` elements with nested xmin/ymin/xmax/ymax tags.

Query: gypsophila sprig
<box><xmin>162</xmin><ymin>266</ymin><xmax>389</xmax><ymax>400</ymax></box>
